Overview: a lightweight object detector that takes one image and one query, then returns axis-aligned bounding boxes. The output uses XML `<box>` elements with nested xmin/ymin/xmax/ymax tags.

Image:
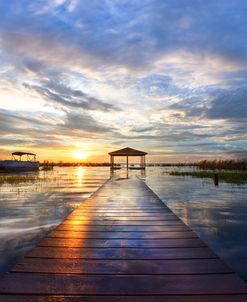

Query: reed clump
<box><xmin>197</xmin><ymin>159</ymin><xmax>247</xmax><ymax>170</ymax></box>
<box><xmin>40</xmin><ymin>161</ymin><xmax>55</xmax><ymax>170</ymax></box>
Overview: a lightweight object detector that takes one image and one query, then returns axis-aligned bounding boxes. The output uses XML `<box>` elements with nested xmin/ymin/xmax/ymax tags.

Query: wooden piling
<box><xmin>214</xmin><ymin>173</ymin><xmax>219</xmax><ymax>186</ymax></box>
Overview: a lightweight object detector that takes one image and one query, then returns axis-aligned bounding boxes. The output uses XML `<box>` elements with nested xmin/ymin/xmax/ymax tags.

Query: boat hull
<box><xmin>0</xmin><ymin>160</ymin><xmax>39</xmax><ymax>173</ymax></box>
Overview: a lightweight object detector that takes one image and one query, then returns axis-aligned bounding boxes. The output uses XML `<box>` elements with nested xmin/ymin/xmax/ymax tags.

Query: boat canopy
<box><xmin>12</xmin><ymin>152</ymin><xmax>36</xmax><ymax>156</ymax></box>
<box><xmin>11</xmin><ymin>152</ymin><xmax>37</xmax><ymax>161</ymax></box>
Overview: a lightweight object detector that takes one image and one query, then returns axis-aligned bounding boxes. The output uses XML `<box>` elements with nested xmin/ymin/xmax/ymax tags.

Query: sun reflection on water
<box><xmin>76</xmin><ymin>166</ymin><xmax>85</xmax><ymax>187</ymax></box>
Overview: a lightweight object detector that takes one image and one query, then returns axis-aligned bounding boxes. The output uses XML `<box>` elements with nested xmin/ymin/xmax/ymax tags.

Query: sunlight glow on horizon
<box><xmin>72</xmin><ymin>151</ymin><xmax>89</xmax><ymax>161</ymax></box>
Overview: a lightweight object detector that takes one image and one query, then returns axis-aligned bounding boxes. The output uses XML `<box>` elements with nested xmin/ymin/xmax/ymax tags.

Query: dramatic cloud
<box><xmin>23</xmin><ymin>81</ymin><xmax>119</xmax><ymax>112</ymax></box>
<box><xmin>0</xmin><ymin>0</ymin><xmax>246</xmax><ymax>161</ymax></box>
<box><xmin>206</xmin><ymin>86</ymin><xmax>247</xmax><ymax>119</ymax></box>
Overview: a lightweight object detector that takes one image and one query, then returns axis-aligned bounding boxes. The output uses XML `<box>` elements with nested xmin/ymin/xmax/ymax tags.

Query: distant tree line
<box><xmin>40</xmin><ymin>159</ymin><xmax>247</xmax><ymax>170</ymax></box>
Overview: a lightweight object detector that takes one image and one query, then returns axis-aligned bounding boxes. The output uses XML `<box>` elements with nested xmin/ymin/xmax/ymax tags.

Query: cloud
<box><xmin>131</xmin><ymin>126</ymin><xmax>156</xmax><ymax>133</ymax></box>
<box><xmin>61</xmin><ymin>111</ymin><xmax>114</xmax><ymax>134</ymax></box>
<box><xmin>168</xmin><ymin>85</ymin><xmax>247</xmax><ymax>121</ymax></box>
<box><xmin>206</xmin><ymin>86</ymin><xmax>247</xmax><ymax>119</ymax></box>
<box><xmin>0</xmin><ymin>109</ymin><xmax>116</xmax><ymax>153</ymax></box>
<box><xmin>1</xmin><ymin>0</ymin><xmax>247</xmax><ymax>73</ymax></box>
<box><xmin>23</xmin><ymin>81</ymin><xmax>119</xmax><ymax>112</ymax></box>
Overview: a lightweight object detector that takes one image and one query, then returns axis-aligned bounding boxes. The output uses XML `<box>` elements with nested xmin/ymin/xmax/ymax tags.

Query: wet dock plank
<box><xmin>24</xmin><ymin>246</ymin><xmax>218</xmax><ymax>259</ymax></box>
<box><xmin>12</xmin><ymin>258</ymin><xmax>232</xmax><ymax>274</ymax></box>
<box><xmin>1</xmin><ymin>295</ymin><xmax>247</xmax><ymax>302</ymax></box>
<box><xmin>0</xmin><ymin>175</ymin><xmax>246</xmax><ymax>301</ymax></box>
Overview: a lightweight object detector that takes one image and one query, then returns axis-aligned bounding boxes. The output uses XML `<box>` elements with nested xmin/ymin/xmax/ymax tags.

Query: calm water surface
<box><xmin>143</xmin><ymin>167</ymin><xmax>247</xmax><ymax>282</ymax></box>
<box><xmin>0</xmin><ymin>167</ymin><xmax>109</xmax><ymax>276</ymax></box>
<box><xmin>0</xmin><ymin>166</ymin><xmax>247</xmax><ymax>282</ymax></box>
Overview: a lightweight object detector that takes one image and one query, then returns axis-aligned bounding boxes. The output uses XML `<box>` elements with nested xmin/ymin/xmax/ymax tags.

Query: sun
<box><xmin>72</xmin><ymin>151</ymin><xmax>89</xmax><ymax>160</ymax></box>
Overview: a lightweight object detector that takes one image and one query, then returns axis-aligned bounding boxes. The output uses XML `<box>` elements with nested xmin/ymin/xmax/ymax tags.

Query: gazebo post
<box><xmin>110</xmin><ymin>155</ymin><xmax>114</xmax><ymax>169</ymax></box>
<box><xmin>140</xmin><ymin>155</ymin><xmax>146</xmax><ymax>170</ymax></box>
<box><xmin>126</xmin><ymin>156</ymin><xmax>129</xmax><ymax>170</ymax></box>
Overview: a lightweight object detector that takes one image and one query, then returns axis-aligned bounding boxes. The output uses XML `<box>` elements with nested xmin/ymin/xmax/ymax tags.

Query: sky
<box><xmin>0</xmin><ymin>0</ymin><xmax>247</xmax><ymax>162</ymax></box>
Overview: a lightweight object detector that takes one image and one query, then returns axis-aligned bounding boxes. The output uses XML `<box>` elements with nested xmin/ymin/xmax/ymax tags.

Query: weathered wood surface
<box><xmin>0</xmin><ymin>175</ymin><xmax>246</xmax><ymax>301</ymax></box>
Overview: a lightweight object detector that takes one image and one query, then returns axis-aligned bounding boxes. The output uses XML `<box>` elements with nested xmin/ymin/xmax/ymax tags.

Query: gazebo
<box><xmin>108</xmin><ymin>147</ymin><xmax>147</xmax><ymax>170</ymax></box>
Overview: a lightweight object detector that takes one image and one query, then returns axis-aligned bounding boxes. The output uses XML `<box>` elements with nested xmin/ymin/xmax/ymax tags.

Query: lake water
<box><xmin>0</xmin><ymin>166</ymin><xmax>247</xmax><ymax>282</ymax></box>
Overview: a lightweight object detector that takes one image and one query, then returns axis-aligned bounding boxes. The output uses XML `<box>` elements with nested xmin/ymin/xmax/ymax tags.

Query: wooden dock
<box><xmin>0</xmin><ymin>175</ymin><xmax>247</xmax><ymax>301</ymax></box>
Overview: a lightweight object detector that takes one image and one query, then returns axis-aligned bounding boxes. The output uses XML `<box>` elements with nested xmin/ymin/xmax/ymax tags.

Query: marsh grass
<box><xmin>40</xmin><ymin>161</ymin><xmax>55</xmax><ymax>171</ymax></box>
<box><xmin>0</xmin><ymin>175</ymin><xmax>43</xmax><ymax>186</ymax></box>
<box><xmin>197</xmin><ymin>159</ymin><xmax>247</xmax><ymax>170</ymax></box>
<box><xmin>169</xmin><ymin>171</ymin><xmax>247</xmax><ymax>185</ymax></box>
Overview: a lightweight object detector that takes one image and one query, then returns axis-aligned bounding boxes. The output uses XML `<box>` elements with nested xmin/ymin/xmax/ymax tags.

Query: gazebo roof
<box><xmin>109</xmin><ymin>147</ymin><xmax>147</xmax><ymax>156</ymax></box>
<box><xmin>12</xmin><ymin>152</ymin><xmax>36</xmax><ymax>156</ymax></box>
